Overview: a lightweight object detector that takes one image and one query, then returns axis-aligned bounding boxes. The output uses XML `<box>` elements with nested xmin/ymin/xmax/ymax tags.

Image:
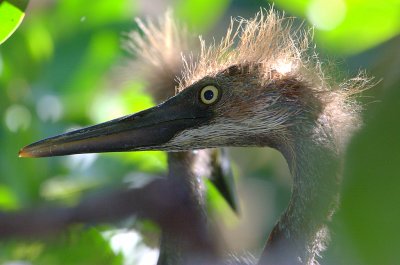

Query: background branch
<box><xmin>0</xmin><ymin>178</ymin><xmax>219</xmax><ymax>263</ymax></box>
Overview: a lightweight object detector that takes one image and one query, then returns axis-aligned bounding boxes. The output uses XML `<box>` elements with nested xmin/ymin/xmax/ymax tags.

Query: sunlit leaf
<box><xmin>274</xmin><ymin>0</ymin><xmax>400</xmax><ymax>55</ymax></box>
<box><xmin>25</xmin><ymin>20</ymin><xmax>54</xmax><ymax>61</ymax></box>
<box><xmin>0</xmin><ymin>185</ymin><xmax>19</xmax><ymax>210</ymax></box>
<box><xmin>56</xmin><ymin>0</ymin><xmax>136</xmax><ymax>34</ymax></box>
<box><xmin>174</xmin><ymin>0</ymin><xmax>230</xmax><ymax>33</ymax></box>
<box><xmin>120</xmin><ymin>82</ymin><xmax>155</xmax><ymax>114</ymax></box>
<box><xmin>0</xmin><ymin>0</ymin><xmax>28</xmax><ymax>45</ymax></box>
<box><xmin>0</xmin><ymin>228</ymin><xmax>122</xmax><ymax>264</ymax></box>
<box><xmin>117</xmin><ymin>151</ymin><xmax>167</xmax><ymax>173</ymax></box>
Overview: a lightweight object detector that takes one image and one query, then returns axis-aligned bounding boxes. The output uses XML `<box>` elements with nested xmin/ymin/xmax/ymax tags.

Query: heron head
<box><xmin>19</xmin><ymin>61</ymin><xmax>315</xmax><ymax>158</ymax></box>
<box><xmin>20</xmin><ymin>10</ymin><xmax>348</xmax><ymax>158</ymax></box>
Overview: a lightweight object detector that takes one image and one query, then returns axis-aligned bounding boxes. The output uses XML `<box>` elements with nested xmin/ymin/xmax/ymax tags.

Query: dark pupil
<box><xmin>204</xmin><ymin>90</ymin><xmax>214</xmax><ymax>101</ymax></box>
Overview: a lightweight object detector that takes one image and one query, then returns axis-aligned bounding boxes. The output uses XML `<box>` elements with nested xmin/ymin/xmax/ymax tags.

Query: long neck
<box><xmin>260</xmin><ymin>132</ymin><xmax>342</xmax><ymax>265</ymax></box>
<box><xmin>158</xmin><ymin>151</ymin><xmax>209</xmax><ymax>265</ymax></box>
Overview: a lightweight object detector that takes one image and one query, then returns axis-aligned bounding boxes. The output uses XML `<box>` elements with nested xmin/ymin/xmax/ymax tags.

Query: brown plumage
<box><xmin>147</xmin><ymin>9</ymin><xmax>370</xmax><ymax>264</ymax></box>
<box><xmin>19</xmin><ymin>8</ymin><xmax>372</xmax><ymax>265</ymax></box>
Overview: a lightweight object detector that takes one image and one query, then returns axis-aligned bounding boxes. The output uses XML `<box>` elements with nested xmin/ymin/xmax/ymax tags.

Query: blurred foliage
<box><xmin>339</xmin><ymin>79</ymin><xmax>400</xmax><ymax>265</ymax></box>
<box><xmin>175</xmin><ymin>0</ymin><xmax>230</xmax><ymax>32</ymax></box>
<box><xmin>0</xmin><ymin>0</ymin><xmax>400</xmax><ymax>264</ymax></box>
<box><xmin>0</xmin><ymin>228</ymin><xmax>123</xmax><ymax>265</ymax></box>
<box><xmin>0</xmin><ymin>0</ymin><xmax>29</xmax><ymax>45</ymax></box>
<box><xmin>325</xmin><ymin>40</ymin><xmax>400</xmax><ymax>264</ymax></box>
<box><xmin>274</xmin><ymin>0</ymin><xmax>400</xmax><ymax>55</ymax></box>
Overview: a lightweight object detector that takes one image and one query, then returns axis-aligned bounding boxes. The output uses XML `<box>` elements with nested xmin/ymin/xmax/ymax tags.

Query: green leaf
<box><xmin>0</xmin><ymin>0</ymin><xmax>29</xmax><ymax>45</ymax></box>
<box><xmin>174</xmin><ymin>0</ymin><xmax>230</xmax><ymax>33</ymax></box>
<box><xmin>331</xmin><ymin>84</ymin><xmax>400</xmax><ymax>264</ymax></box>
<box><xmin>0</xmin><ymin>228</ymin><xmax>123</xmax><ymax>264</ymax></box>
<box><xmin>274</xmin><ymin>0</ymin><xmax>400</xmax><ymax>55</ymax></box>
<box><xmin>0</xmin><ymin>185</ymin><xmax>19</xmax><ymax>210</ymax></box>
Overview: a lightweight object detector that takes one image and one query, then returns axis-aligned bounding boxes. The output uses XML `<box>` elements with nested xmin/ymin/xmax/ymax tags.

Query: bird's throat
<box><xmin>260</xmin><ymin>136</ymin><xmax>342</xmax><ymax>265</ymax></box>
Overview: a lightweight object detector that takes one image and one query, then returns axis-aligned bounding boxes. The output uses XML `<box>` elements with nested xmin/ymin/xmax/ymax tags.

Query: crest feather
<box><xmin>178</xmin><ymin>8</ymin><xmax>371</xmax><ymax>98</ymax></box>
<box><xmin>124</xmin><ymin>10</ymin><xmax>194</xmax><ymax>102</ymax></box>
<box><xmin>179</xmin><ymin>8</ymin><xmax>307</xmax><ymax>90</ymax></box>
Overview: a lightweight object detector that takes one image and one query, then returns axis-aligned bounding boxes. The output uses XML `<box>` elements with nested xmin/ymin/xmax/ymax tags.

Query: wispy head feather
<box><xmin>179</xmin><ymin>9</ymin><xmax>308</xmax><ymax>90</ymax></box>
<box><xmin>125</xmin><ymin>10</ymin><xmax>194</xmax><ymax>102</ymax></box>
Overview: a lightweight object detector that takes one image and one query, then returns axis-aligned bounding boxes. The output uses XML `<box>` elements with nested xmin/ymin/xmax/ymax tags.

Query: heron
<box><xmin>19</xmin><ymin>9</ymin><xmax>369</xmax><ymax>265</ymax></box>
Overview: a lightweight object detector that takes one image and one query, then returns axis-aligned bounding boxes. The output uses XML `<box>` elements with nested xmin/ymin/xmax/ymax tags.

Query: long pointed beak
<box><xmin>19</xmin><ymin>94</ymin><xmax>211</xmax><ymax>158</ymax></box>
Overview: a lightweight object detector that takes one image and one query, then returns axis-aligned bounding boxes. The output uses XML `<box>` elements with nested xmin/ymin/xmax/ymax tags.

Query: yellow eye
<box><xmin>200</xmin><ymin>85</ymin><xmax>219</xmax><ymax>105</ymax></box>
